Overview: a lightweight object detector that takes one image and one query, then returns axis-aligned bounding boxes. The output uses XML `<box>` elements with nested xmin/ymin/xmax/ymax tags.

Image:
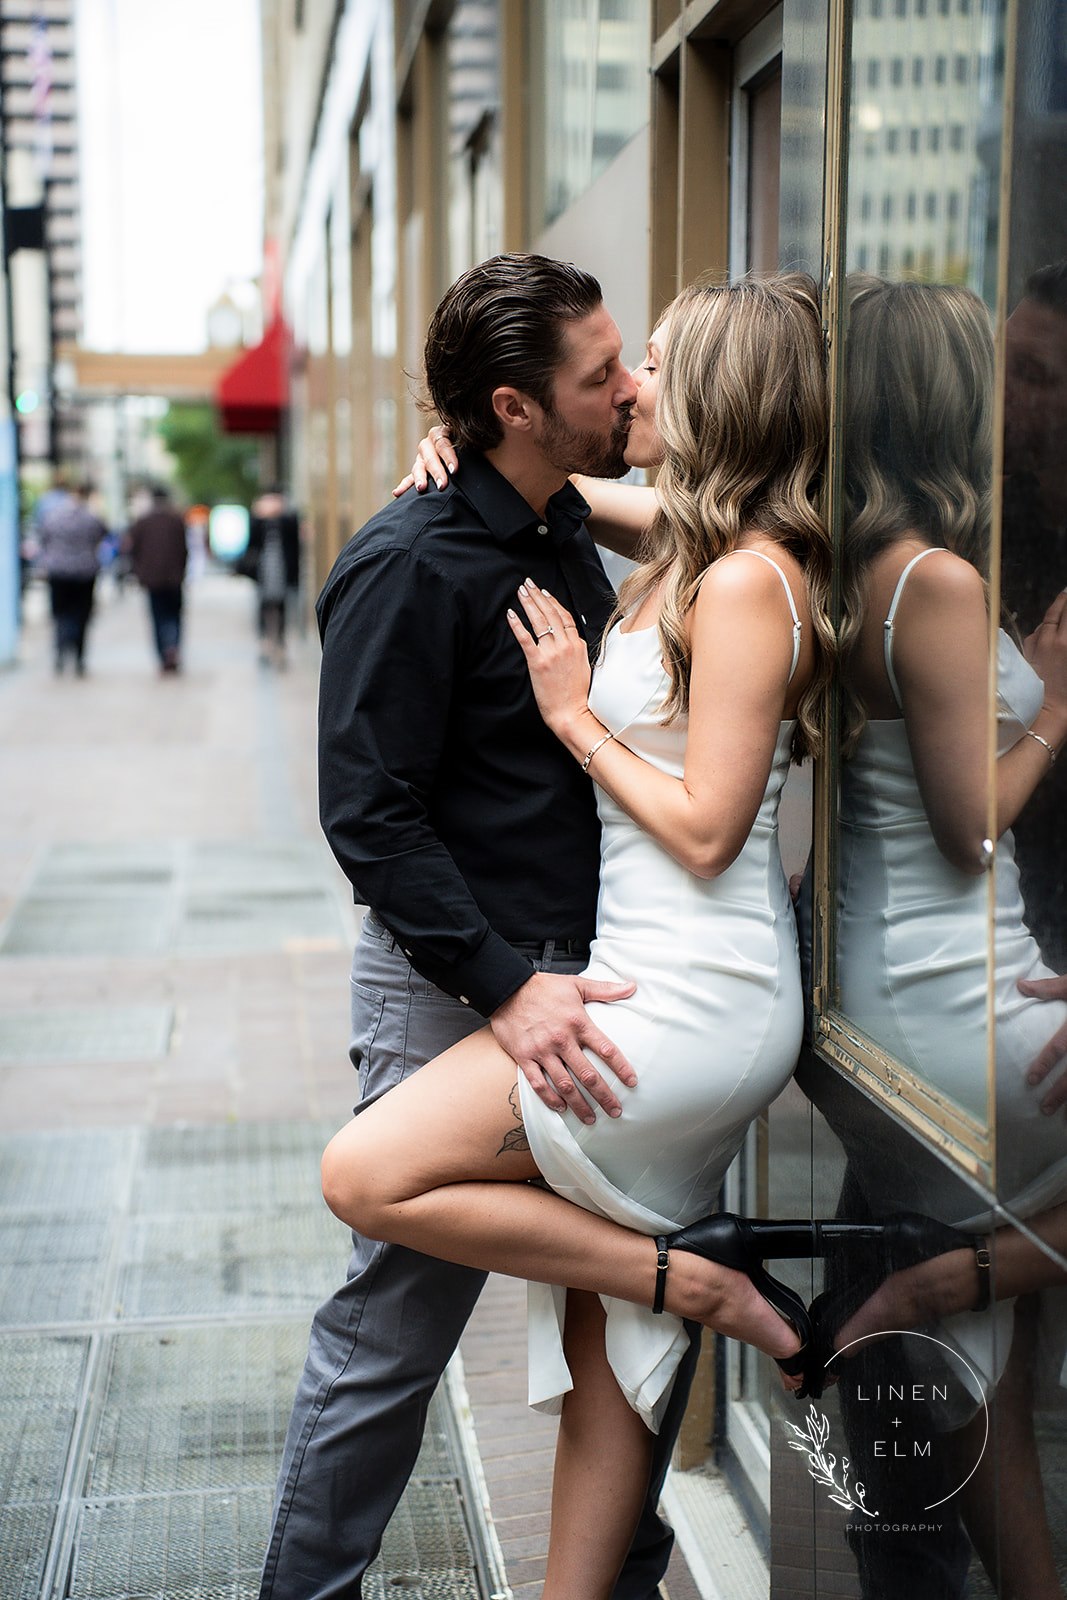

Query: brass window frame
<box><xmin>809</xmin><ymin>0</ymin><xmax>1020</xmax><ymax>1188</ymax></box>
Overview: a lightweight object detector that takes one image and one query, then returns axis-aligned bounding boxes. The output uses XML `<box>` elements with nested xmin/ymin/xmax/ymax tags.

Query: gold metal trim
<box><xmin>811</xmin><ymin>0</ymin><xmax>851</xmax><ymax>1028</ymax></box>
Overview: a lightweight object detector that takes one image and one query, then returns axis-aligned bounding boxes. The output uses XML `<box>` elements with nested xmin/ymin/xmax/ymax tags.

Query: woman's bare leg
<box><xmin>321</xmin><ymin>1025</ymin><xmax>801</xmax><ymax>1360</ymax></box>
<box><xmin>837</xmin><ymin>1205</ymin><xmax>1067</xmax><ymax>1352</ymax></box>
<box><xmin>541</xmin><ymin>1291</ymin><xmax>655</xmax><ymax>1600</ymax></box>
<box><xmin>833</xmin><ymin>1237</ymin><xmax>1067</xmax><ymax>1599</ymax></box>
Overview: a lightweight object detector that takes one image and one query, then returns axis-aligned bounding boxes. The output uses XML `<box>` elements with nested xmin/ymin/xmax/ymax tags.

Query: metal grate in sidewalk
<box><xmin>0</xmin><ymin>1218</ymin><xmax>113</xmax><ymax>1326</ymax></box>
<box><xmin>0</xmin><ymin>1122</ymin><xmax>490</xmax><ymax>1600</ymax></box>
<box><xmin>0</xmin><ymin>1006</ymin><xmax>173</xmax><ymax>1064</ymax></box>
<box><xmin>0</xmin><ymin>842</ymin><xmax>345</xmax><ymax>959</ymax></box>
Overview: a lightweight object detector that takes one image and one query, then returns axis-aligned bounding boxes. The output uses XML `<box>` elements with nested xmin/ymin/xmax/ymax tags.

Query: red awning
<box><xmin>216</xmin><ymin>315</ymin><xmax>290</xmax><ymax>434</ymax></box>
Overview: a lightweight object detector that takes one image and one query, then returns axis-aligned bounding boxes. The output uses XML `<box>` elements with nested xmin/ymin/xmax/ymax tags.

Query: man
<box><xmin>126</xmin><ymin>485</ymin><xmax>188</xmax><ymax>673</ymax></box>
<box><xmin>259</xmin><ymin>254</ymin><xmax>699</xmax><ymax>1599</ymax></box>
<box><xmin>1001</xmin><ymin>263</ymin><xmax>1067</xmax><ymax>1108</ymax></box>
<box><xmin>246</xmin><ymin>486</ymin><xmax>302</xmax><ymax>667</ymax></box>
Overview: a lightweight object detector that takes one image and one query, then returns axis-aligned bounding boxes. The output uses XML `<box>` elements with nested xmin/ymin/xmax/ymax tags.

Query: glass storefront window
<box><xmin>811</xmin><ymin>0</ymin><xmax>1010</xmax><ymax>1177</ymax></box>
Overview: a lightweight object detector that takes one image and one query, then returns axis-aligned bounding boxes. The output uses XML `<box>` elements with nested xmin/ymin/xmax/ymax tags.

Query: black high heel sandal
<box><xmin>650</xmin><ymin>1213</ymin><xmax>822</xmax><ymax>1395</ymax></box>
<box><xmin>805</xmin><ymin>1212</ymin><xmax>991</xmax><ymax>1399</ymax></box>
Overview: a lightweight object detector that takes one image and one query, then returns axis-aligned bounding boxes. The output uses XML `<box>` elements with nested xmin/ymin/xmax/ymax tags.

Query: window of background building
<box><xmin>529</xmin><ymin>0</ymin><xmax>650</xmax><ymax>230</ymax></box>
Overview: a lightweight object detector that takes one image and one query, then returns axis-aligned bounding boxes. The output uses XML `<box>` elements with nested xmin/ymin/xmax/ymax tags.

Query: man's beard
<box><xmin>537</xmin><ymin>402</ymin><xmax>632</xmax><ymax>478</ymax></box>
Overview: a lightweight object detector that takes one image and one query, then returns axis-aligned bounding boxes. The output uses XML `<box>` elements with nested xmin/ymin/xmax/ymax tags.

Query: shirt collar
<box><xmin>455</xmin><ymin>452</ymin><xmax>592</xmax><ymax>549</ymax></box>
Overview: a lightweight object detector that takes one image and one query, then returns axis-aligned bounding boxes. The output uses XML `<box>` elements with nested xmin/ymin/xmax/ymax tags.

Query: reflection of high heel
<box><xmin>880</xmin><ymin>1211</ymin><xmax>984</xmax><ymax>1273</ymax></box>
<box><xmin>805</xmin><ymin>1212</ymin><xmax>988</xmax><ymax>1400</ymax></box>
<box><xmin>652</xmin><ymin>1214</ymin><xmax>816</xmax><ymax>1394</ymax></box>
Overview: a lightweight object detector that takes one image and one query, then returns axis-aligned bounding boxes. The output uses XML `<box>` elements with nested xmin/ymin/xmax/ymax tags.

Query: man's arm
<box><xmin>1021</xmin><ymin>973</ymin><xmax>1067</xmax><ymax>1113</ymax></box>
<box><xmin>318</xmin><ymin>546</ymin><xmax>537</xmax><ymax>1017</ymax></box>
<box><xmin>318</xmin><ymin>546</ymin><xmax>638</xmax><ymax>1120</ymax></box>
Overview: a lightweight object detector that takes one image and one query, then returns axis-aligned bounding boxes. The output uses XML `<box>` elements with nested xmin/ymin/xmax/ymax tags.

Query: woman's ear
<box><xmin>491</xmin><ymin>386</ymin><xmax>535</xmax><ymax>434</ymax></box>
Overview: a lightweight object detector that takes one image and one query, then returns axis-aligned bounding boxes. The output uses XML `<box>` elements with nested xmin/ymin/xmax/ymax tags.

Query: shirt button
<box><xmin>459</xmin><ymin>995</ymin><xmax>470</xmax><ymax>1006</ymax></box>
<box><xmin>537</xmin><ymin>524</ymin><xmax>548</xmax><ymax>536</ymax></box>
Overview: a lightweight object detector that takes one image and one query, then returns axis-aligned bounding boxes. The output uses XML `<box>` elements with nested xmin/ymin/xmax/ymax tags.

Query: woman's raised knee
<box><xmin>321</xmin><ymin>1123</ymin><xmax>391</xmax><ymax>1236</ymax></box>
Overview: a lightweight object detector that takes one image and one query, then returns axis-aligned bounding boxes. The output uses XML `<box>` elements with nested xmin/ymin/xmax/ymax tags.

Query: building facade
<box><xmin>264</xmin><ymin>1</ymin><xmax>1067</xmax><ymax>1591</ymax></box>
<box><xmin>0</xmin><ymin>0</ymin><xmax>83</xmax><ymax>472</ymax></box>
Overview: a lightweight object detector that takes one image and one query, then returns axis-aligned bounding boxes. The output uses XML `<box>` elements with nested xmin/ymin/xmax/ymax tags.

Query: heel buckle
<box><xmin>652</xmin><ymin>1238</ymin><xmax>669</xmax><ymax>1315</ymax></box>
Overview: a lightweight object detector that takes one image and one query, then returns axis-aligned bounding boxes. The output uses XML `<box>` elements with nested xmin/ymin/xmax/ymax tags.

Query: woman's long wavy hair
<box><xmin>609</xmin><ymin>273</ymin><xmax>833</xmax><ymax>762</ymax></box>
<box><xmin>838</xmin><ymin>277</ymin><xmax>995</xmax><ymax>750</ymax></box>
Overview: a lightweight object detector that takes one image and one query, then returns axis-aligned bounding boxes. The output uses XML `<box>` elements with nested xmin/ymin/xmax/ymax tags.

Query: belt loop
<box><xmin>541</xmin><ymin>938</ymin><xmax>555</xmax><ymax>967</ymax></box>
<box><xmin>364</xmin><ymin>911</ymin><xmax>397</xmax><ymax>952</ymax></box>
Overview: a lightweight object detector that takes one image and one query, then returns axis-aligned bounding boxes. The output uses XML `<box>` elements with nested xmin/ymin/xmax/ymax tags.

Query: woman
<box><xmin>322</xmin><ymin>274</ymin><xmax>835</xmax><ymax>1599</ymax></box>
<box><xmin>37</xmin><ymin>480</ymin><xmax>107</xmax><ymax>676</ymax></box>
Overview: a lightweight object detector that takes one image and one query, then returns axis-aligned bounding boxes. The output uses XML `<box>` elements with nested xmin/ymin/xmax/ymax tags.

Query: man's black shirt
<box><xmin>316</xmin><ymin>452</ymin><xmax>617</xmax><ymax>1015</ymax></box>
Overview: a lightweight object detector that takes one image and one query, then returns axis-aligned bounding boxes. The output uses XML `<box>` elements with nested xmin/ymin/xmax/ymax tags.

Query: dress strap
<box><xmin>883</xmin><ymin>546</ymin><xmax>943</xmax><ymax>710</ymax></box>
<box><xmin>728</xmin><ymin>548</ymin><xmax>803</xmax><ymax>683</ymax></box>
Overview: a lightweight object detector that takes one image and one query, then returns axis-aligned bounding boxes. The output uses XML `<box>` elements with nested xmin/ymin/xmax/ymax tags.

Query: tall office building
<box><xmin>0</xmin><ymin>0</ymin><xmax>83</xmax><ymax>468</ymax></box>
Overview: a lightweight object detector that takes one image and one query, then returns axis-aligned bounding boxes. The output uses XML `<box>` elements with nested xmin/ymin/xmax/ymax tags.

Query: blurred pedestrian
<box><xmin>185</xmin><ymin>504</ymin><xmax>210</xmax><ymax>584</ymax></box>
<box><xmin>37</xmin><ymin>479</ymin><xmax>108</xmax><ymax>676</ymax></box>
<box><xmin>247</xmin><ymin>488</ymin><xmax>301</xmax><ymax>667</ymax></box>
<box><xmin>126</xmin><ymin>486</ymin><xmax>188</xmax><ymax>674</ymax></box>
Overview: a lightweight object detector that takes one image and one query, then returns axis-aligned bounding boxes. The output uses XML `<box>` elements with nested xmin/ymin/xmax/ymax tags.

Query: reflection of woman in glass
<box><xmin>827</xmin><ymin>278</ymin><xmax>1067</xmax><ymax>1599</ymax></box>
<box><xmin>836</xmin><ymin>277</ymin><xmax>1067</xmax><ymax>1153</ymax></box>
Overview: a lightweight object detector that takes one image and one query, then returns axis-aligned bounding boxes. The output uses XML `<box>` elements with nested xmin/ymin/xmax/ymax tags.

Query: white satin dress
<box><xmin>518</xmin><ymin>551</ymin><xmax>806</xmax><ymax>1431</ymax></box>
<box><xmin>834</xmin><ymin>547</ymin><xmax>1067</xmax><ymax>1403</ymax></box>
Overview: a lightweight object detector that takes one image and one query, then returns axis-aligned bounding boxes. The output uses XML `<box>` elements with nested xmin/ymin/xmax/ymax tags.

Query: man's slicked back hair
<box><xmin>423</xmin><ymin>253</ymin><xmax>604</xmax><ymax>452</ymax></box>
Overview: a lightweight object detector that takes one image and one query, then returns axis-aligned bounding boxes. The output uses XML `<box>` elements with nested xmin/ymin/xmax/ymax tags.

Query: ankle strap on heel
<box><xmin>653</xmin><ymin>1237</ymin><xmax>669</xmax><ymax>1315</ymax></box>
<box><xmin>974</xmin><ymin>1239</ymin><xmax>992</xmax><ymax>1311</ymax></box>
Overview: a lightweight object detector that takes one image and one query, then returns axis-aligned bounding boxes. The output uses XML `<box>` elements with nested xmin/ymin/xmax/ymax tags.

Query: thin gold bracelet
<box><xmin>1026</xmin><ymin>728</ymin><xmax>1058</xmax><ymax>765</ymax></box>
<box><xmin>581</xmin><ymin>730</ymin><xmax>615</xmax><ymax>773</ymax></box>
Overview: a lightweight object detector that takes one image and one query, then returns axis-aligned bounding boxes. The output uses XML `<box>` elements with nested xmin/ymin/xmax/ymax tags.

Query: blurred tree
<box><xmin>156</xmin><ymin>404</ymin><xmax>260</xmax><ymax>506</ymax></box>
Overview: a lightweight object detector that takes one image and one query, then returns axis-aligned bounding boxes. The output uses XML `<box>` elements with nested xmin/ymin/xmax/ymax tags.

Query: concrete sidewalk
<box><xmin>0</xmin><ymin>570</ymin><xmax>702</xmax><ymax>1600</ymax></box>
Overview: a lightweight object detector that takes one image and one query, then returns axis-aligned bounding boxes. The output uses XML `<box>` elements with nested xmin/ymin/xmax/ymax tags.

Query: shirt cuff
<box><xmin>408</xmin><ymin>929</ymin><xmax>536</xmax><ymax>1017</ymax></box>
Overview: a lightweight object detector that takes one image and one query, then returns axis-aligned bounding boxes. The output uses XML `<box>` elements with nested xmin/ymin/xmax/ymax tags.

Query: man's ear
<box><xmin>491</xmin><ymin>386</ymin><xmax>536</xmax><ymax>434</ymax></box>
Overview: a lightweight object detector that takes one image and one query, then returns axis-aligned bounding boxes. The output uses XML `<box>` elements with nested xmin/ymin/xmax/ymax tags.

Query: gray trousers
<box><xmin>259</xmin><ymin>912</ymin><xmax>700</xmax><ymax>1599</ymax></box>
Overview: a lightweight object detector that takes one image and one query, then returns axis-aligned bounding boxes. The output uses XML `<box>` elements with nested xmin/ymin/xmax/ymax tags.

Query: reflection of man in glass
<box><xmin>1003</xmin><ymin>263</ymin><xmax>1067</xmax><ymax>975</ymax></box>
